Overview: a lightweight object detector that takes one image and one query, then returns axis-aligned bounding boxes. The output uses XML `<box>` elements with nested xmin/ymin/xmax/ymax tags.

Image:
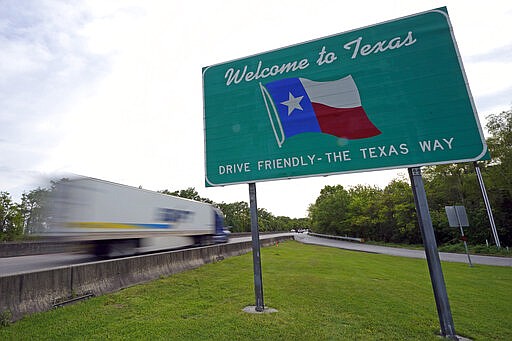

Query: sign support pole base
<box><xmin>408</xmin><ymin>167</ymin><xmax>458</xmax><ymax>339</ymax></box>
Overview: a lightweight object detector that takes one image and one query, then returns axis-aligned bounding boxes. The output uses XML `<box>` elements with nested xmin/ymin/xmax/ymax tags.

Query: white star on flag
<box><xmin>280</xmin><ymin>92</ymin><xmax>304</xmax><ymax>115</ymax></box>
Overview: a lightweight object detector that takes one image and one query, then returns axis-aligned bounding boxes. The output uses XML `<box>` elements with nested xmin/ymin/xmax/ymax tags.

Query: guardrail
<box><xmin>0</xmin><ymin>235</ymin><xmax>292</xmax><ymax>322</ymax></box>
<box><xmin>307</xmin><ymin>232</ymin><xmax>364</xmax><ymax>243</ymax></box>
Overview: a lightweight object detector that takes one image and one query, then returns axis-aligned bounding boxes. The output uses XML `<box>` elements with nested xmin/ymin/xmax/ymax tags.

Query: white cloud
<box><xmin>0</xmin><ymin>1</ymin><xmax>111</xmax><ymax>197</ymax></box>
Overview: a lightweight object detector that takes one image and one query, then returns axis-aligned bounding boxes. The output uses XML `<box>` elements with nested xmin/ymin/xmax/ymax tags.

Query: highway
<box><xmin>0</xmin><ymin>234</ymin><xmax>290</xmax><ymax>277</ymax></box>
<box><xmin>2</xmin><ymin>232</ymin><xmax>509</xmax><ymax>277</ymax></box>
<box><xmin>0</xmin><ymin>253</ymin><xmax>97</xmax><ymax>277</ymax></box>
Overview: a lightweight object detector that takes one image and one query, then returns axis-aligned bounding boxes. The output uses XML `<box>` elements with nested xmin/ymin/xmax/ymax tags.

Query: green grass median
<box><xmin>1</xmin><ymin>241</ymin><xmax>510</xmax><ymax>340</ymax></box>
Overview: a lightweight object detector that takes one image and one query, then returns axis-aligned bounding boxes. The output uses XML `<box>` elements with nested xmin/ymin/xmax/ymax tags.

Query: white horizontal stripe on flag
<box><xmin>299</xmin><ymin>75</ymin><xmax>362</xmax><ymax>108</ymax></box>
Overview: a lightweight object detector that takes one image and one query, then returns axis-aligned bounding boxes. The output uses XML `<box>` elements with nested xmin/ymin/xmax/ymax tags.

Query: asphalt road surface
<box><xmin>294</xmin><ymin>233</ymin><xmax>512</xmax><ymax>267</ymax></box>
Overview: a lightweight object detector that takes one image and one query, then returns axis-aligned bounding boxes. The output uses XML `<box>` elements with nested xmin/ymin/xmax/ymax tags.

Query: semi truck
<box><xmin>45</xmin><ymin>177</ymin><xmax>229</xmax><ymax>257</ymax></box>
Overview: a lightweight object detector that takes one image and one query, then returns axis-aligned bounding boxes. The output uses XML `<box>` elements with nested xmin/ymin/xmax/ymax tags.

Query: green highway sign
<box><xmin>202</xmin><ymin>7</ymin><xmax>486</xmax><ymax>186</ymax></box>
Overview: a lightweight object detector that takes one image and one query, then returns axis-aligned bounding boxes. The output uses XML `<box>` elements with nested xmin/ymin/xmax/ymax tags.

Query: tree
<box><xmin>257</xmin><ymin>208</ymin><xmax>274</xmax><ymax>232</ymax></box>
<box><xmin>423</xmin><ymin>164</ymin><xmax>473</xmax><ymax>206</ymax></box>
<box><xmin>0</xmin><ymin>192</ymin><xmax>24</xmax><ymax>240</ymax></box>
<box><xmin>345</xmin><ymin>185</ymin><xmax>382</xmax><ymax>239</ymax></box>
<box><xmin>486</xmin><ymin>109</ymin><xmax>512</xmax><ymax>174</ymax></box>
<box><xmin>377</xmin><ymin>179</ymin><xmax>418</xmax><ymax>243</ymax></box>
<box><xmin>20</xmin><ymin>187</ymin><xmax>51</xmax><ymax>234</ymax></box>
<box><xmin>308</xmin><ymin>185</ymin><xmax>350</xmax><ymax>235</ymax></box>
<box><xmin>159</xmin><ymin>187</ymin><xmax>213</xmax><ymax>204</ymax></box>
<box><xmin>217</xmin><ymin>201</ymin><xmax>250</xmax><ymax>232</ymax></box>
<box><xmin>484</xmin><ymin>108</ymin><xmax>512</xmax><ymax>245</ymax></box>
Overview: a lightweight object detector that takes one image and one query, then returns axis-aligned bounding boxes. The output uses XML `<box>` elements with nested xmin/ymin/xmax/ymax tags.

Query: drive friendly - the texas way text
<box><xmin>217</xmin><ymin>137</ymin><xmax>455</xmax><ymax>175</ymax></box>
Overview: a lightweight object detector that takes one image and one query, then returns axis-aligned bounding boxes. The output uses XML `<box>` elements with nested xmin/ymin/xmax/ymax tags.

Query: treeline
<box><xmin>309</xmin><ymin>181</ymin><xmax>418</xmax><ymax>243</ymax></box>
<box><xmin>159</xmin><ymin>188</ymin><xmax>309</xmax><ymax>233</ymax></box>
<box><xmin>309</xmin><ymin>109</ymin><xmax>512</xmax><ymax>246</ymax></box>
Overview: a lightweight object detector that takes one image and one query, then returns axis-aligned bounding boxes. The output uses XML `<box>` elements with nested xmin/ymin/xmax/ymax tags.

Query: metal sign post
<box><xmin>408</xmin><ymin>167</ymin><xmax>457</xmax><ymax>339</ymax></box>
<box><xmin>249</xmin><ymin>182</ymin><xmax>265</xmax><ymax>312</ymax></box>
<box><xmin>473</xmin><ymin>161</ymin><xmax>501</xmax><ymax>248</ymax></box>
<box><xmin>445</xmin><ymin>206</ymin><xmax>473</xmax><ymax>267</ymax></box>
<box><xmin>454</xmin><ymin>208</ymin><xmax>473</xmax><ymax>267</ymax></box>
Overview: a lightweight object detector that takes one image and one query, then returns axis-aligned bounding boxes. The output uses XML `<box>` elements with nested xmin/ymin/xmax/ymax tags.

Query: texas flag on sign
<box><xmin>260</xmin><ymin>75</ymin><xmax>381</xmax><ymax>147</ymax></box>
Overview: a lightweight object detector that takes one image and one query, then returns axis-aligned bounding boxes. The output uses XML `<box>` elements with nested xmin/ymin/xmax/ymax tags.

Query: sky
<box><xmin>1</xmin><ymin>0</ymin><xmax>511</xmax><ymax>218</ymax></box>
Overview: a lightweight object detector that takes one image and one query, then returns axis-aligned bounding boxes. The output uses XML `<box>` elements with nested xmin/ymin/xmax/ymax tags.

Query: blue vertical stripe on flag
<box><xmin>264</xmin><ymin>78</ymin><xmax>321</xmax><ymax>138</ymax></box>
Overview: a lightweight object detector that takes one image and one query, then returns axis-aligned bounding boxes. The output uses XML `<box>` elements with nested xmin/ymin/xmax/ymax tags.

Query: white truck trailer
<box><xmin>46</xmin><ymin>177</ymin><xmax>229</xmax><ymax>256</ymax></box>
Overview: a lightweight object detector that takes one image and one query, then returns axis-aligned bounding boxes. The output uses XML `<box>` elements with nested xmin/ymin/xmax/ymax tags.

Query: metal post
<box><xmin>249</xmin><ymin>182</ymin><xmax>264</xmax><ymax>312</ymax></box>
<box><xmin>473</xmin><ymin>162</ymin><xmax>501</xmax><ymax>248</ymax></box>
<box><xmin>454</xmin><ymin>208</ymin><xmax>473</xmax><ymax>267</ymax></box>
<box><xmin>408</xmin><ymin>167</ymin><xmax>457</xmax><ymax>339</ymax></box>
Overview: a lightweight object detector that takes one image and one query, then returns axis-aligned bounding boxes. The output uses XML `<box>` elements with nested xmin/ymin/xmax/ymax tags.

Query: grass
<box><xmin>1</xmin><ymin>241</ymin><xmax>511</xmax><ymax>340</ymax></box>
<box><xmin>366</xmin><ymin>240</ymin><xmax>511</xmax><ymax>257</ymax></box>
<box><xmin>438</xmin><ymin>243</ymin><xmax>511</xmax><ymax>257</ymax></box>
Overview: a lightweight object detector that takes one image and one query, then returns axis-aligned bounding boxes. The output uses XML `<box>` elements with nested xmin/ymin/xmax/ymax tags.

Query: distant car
<box><xmin>290</xmin><ymin>229</ymin><xmax>296</xmax><ymax>233</ymax></box>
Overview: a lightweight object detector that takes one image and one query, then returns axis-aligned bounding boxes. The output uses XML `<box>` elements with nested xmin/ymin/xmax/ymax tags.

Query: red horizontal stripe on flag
<box><xmin>311</xmin><ymin>103</ymin><xmax>381</xmax><ymax>139</ymax></box>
